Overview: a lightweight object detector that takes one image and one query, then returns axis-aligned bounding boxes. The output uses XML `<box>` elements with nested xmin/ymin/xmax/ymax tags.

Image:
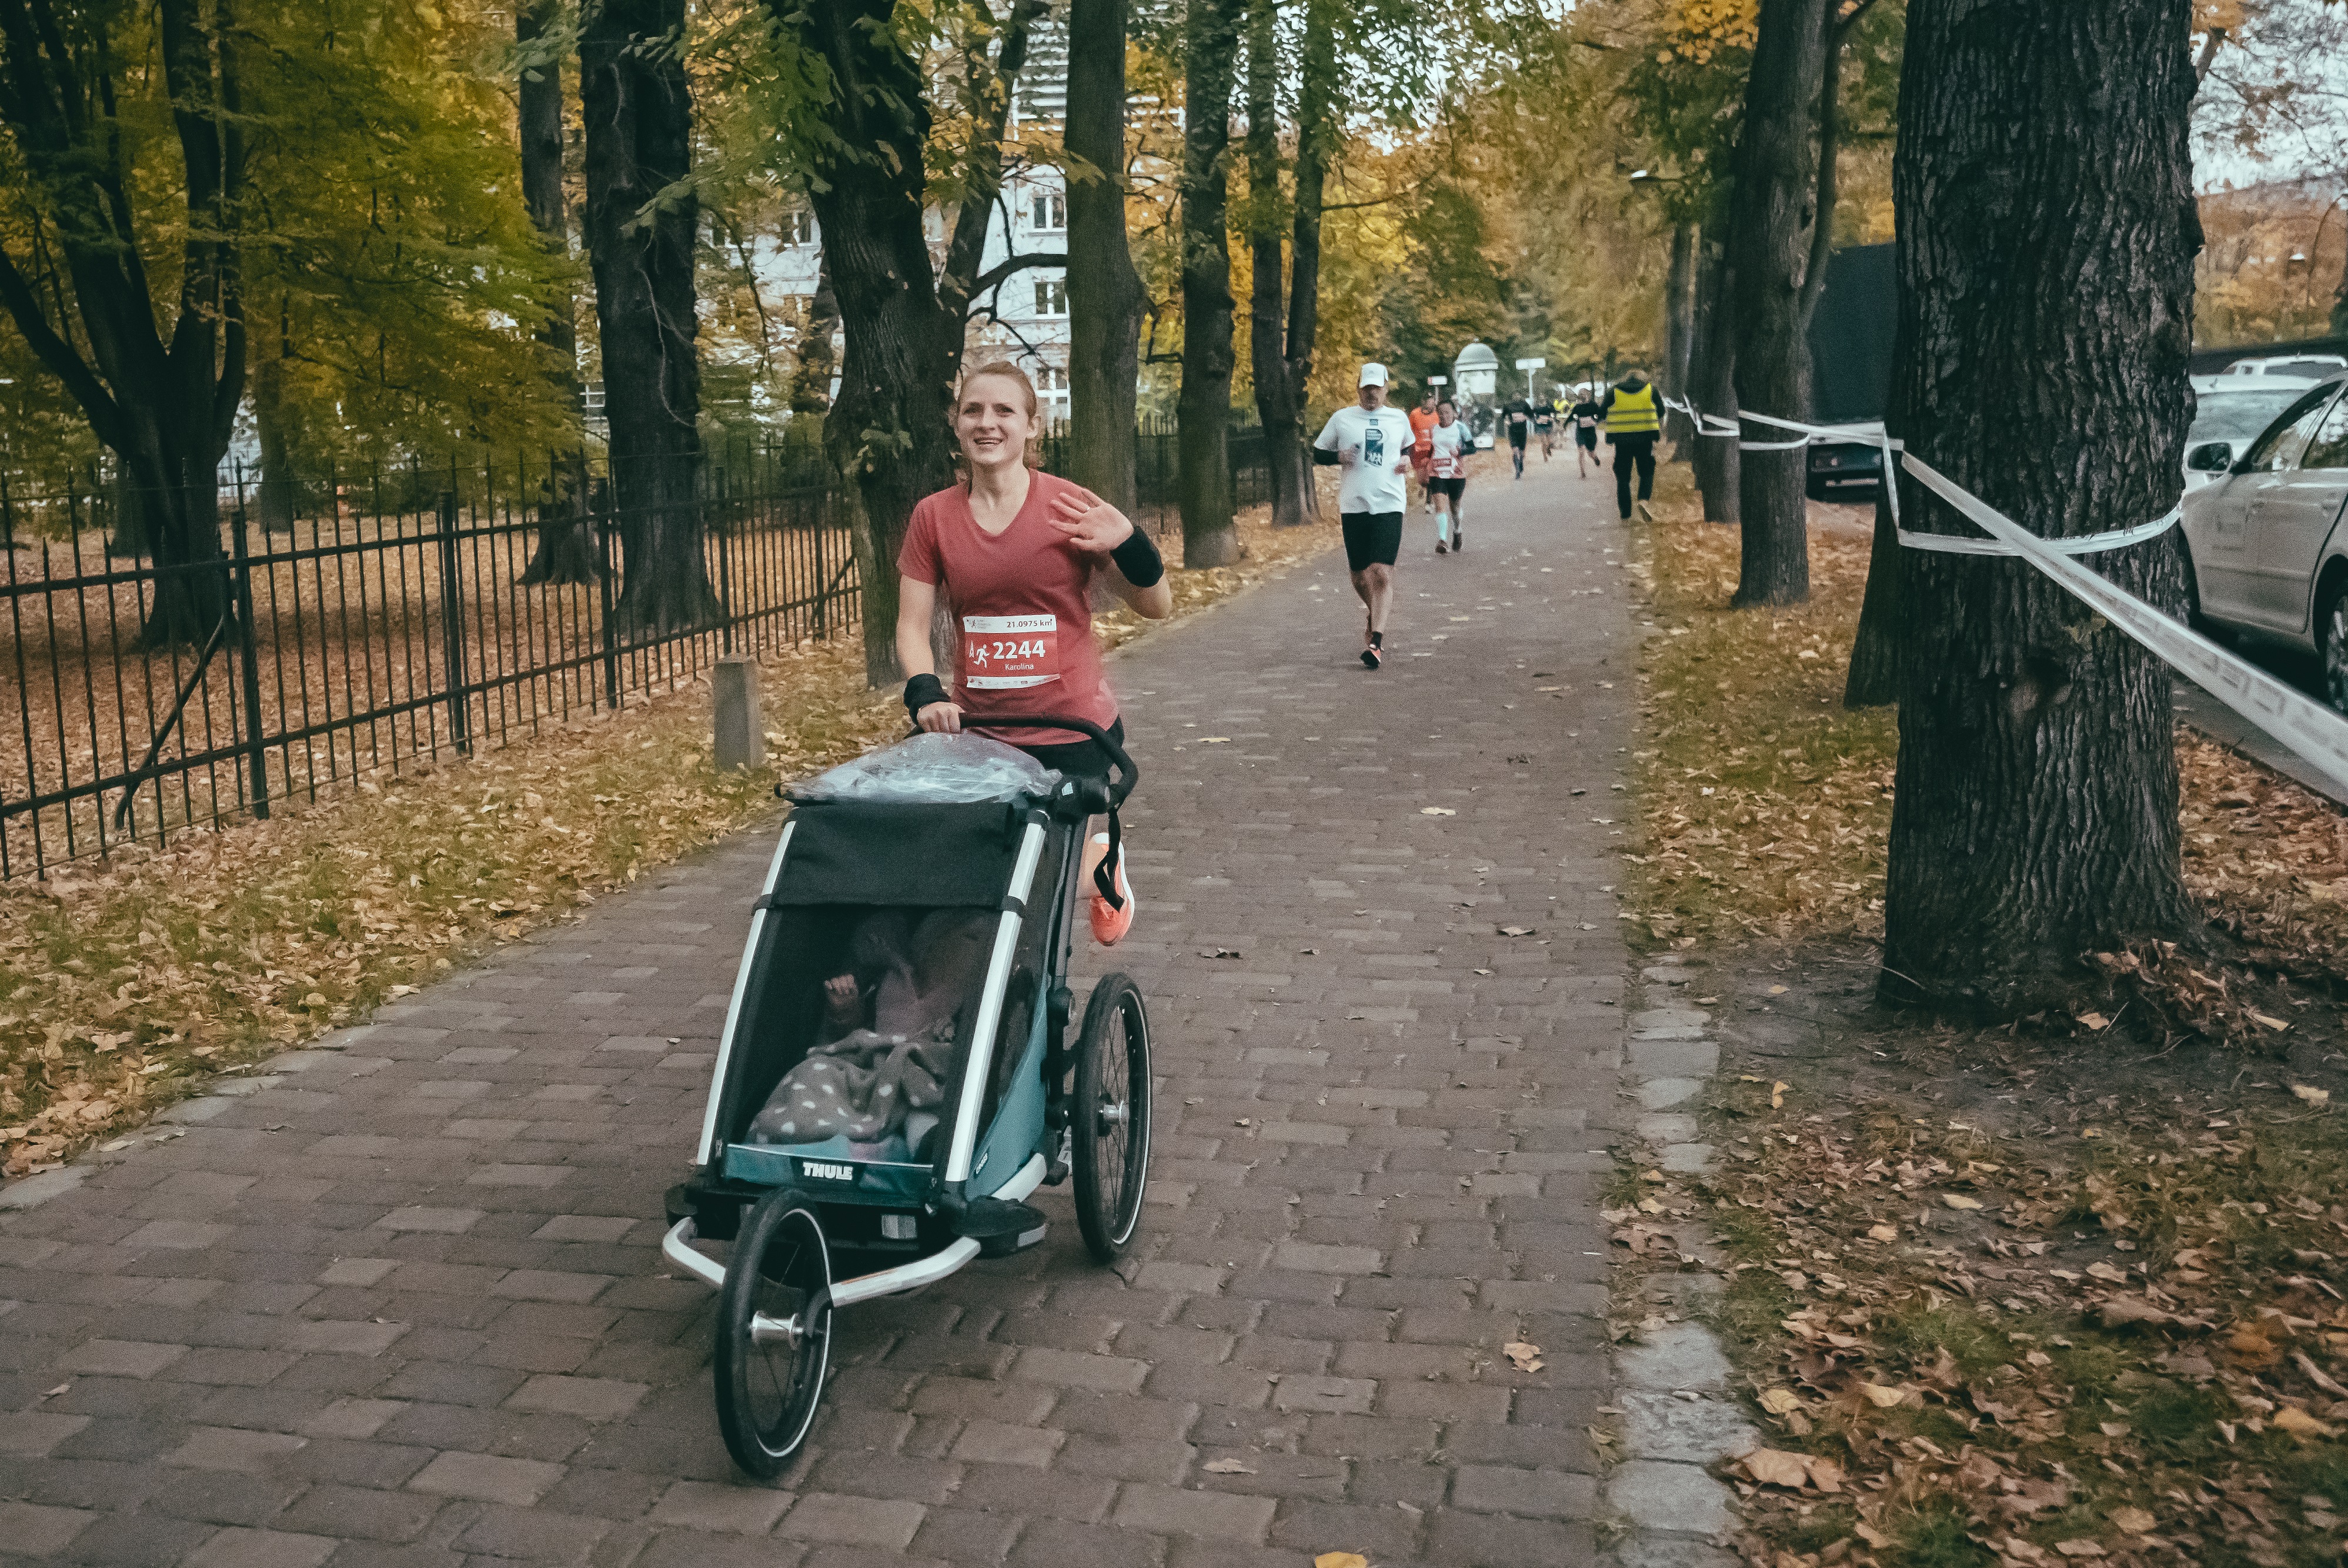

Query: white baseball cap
<box><xmin>1357</xmin><ymin>362</ymin><xmax>1388</xmax><ymax>387</ymax></box>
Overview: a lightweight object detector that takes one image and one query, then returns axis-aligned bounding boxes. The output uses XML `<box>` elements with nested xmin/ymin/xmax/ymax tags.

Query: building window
<box><xmin>1030</xmin><ymin>190</ymin><xmax>1067</xmax><ymax>231</ymax></box>
<box><xmin>1034</xmin><ymin>278</ymin><xmax>1067</xmax><ymax>316</ymax></box>
<box><xmin>1033</xmin><ymin>366</ymin><xmax>1069</xmax><ymax>392</ymax></box>
<box><xmin>784</xmin><ymin>207</ymin><xmax>816</xmax><ymax>246</ymax></box>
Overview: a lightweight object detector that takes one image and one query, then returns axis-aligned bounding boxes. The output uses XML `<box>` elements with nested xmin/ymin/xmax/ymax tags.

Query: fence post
<box><xmin>597</xmin><ymin>504</ymin><xmax>622</xmax><ymax>710</ymax></box>
<box><xmin>436</xmin><ymin>490</ymin><xmax>472</xmax><ymax>754</ymax></box>
<box><xmin>229</xmin><ymin>500</ymin><xmax>271</xmax><ymax>820</ymax></box>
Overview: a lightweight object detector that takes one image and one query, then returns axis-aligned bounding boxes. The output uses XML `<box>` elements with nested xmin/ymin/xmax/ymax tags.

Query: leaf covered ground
<box><xmin>0</xmin><ymin>498</ymin><xmax>1342</xmax><ymax>1182</ymax></box>
<box><xmin>1621</xmin><ymin>472</ymin><xmax>2348</xmax><ymax>1567</ymax></box>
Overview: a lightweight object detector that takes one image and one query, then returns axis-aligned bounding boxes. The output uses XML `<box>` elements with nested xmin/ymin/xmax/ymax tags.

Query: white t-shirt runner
<box><xmin>1313</xmin><ymin>405</ymin><xmax>1418</xmax><ymax>515</ymax></box>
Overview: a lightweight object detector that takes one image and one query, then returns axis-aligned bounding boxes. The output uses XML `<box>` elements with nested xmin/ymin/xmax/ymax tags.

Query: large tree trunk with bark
<box><xmin>1841</xmin><ymin>482</ymin><xmax>1903</xmax><ymax>706</ymax></box>
<box><xmin>0</xmin><ymin>0</ymin><xmax>245</xmax><ymax>644</ymax></box>
<box><xmin>580</xmin><ymin>0</ymin><xmax>713</xmax><ymax>632</ymax></box>
<box><xmin>1726</xmin><ymin>0</ymin><xmax>1831</xmax><ymax>607</ymax></box>
<box><xmin>1881</xmin><ymin>0</ymin><xmax>2200</xmax><ymax>1010</ymax></box>
<box><xmin>1064</xmin><ymin>0</ymin><xmax>1144</xmax><ymax>513</ymax></box>
<box><xmin>1662</xmin><ymin>222</ymin><xmax>1698</xmax><ymax>462</ymax></box>
<box><xmin>1688</xmin><ymin>239</ymin><xmax>1740</xmax><ymax>523</ymax></box>
<box><xmin>762</xmin><ymin>0</ymin><xmax>1040</xmax><ymax>684</ymax></box>
<box><xmin>1243</xmin><ymin>0</ymin><xmax>1309</xmax><ymax>531</ymax></box>
<box><xmin>1178</xmin><ymin>0</ymin><xmax>1242</xmax><ymax>567</ymax></box>
<box><xmin>518</xmin><ymin>0</ymin><xmax>599</xmax><ymax>587</ymax></box>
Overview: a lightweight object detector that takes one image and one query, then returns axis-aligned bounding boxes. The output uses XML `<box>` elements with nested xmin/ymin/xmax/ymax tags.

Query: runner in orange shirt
<box><xmin>1407</xmin><ymin>388</ymin><xmax>1440</xmax><ymax>522</ymax></box>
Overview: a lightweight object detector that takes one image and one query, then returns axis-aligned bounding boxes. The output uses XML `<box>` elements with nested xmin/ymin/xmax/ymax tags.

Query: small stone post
<box><xmin>713</xmin><ymin>657</ymin><xmax>764</xmax><ymax>772</ymax></box>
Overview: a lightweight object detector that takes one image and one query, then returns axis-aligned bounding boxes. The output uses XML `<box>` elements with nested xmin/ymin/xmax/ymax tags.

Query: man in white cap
<box><xmin>1311</xmin><ymin>362</ymin><xmax>1417</xmax><ymax>669</ymax></box>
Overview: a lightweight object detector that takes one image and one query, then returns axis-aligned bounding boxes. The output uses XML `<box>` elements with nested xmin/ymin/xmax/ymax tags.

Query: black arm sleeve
<box><xmin>1312</xmin><ymin>447</ymin><xmax>1340</xmax><ymax>466</ymax></box>
<box><xmin>1109</xmin><ymin>526</ymin><xmax>1165</xmax><ymax>588</ymax></box>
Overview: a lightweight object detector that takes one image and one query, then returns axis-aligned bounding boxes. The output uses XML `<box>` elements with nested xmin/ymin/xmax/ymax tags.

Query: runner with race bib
<box><xmin>896</xmin><ymin>360</ymin><xmax>1174</xmax><ymax>944</ymax></box>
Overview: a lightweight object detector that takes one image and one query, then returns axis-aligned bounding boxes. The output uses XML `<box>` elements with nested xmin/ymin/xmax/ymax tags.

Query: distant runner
<box><xmin>1502</xmin><ymin>394</ymin><xmax>1534</xmax><ymax>480</ymax></box>
<box><xmin>1408</xmin><ymin>389</ymin><xmax>1441</xmax><ymax>519</ymax></box>
<box><xmin>1427</xmin><ymin>398</ymin><xmax>1472</xmax><ymax>555</ymax></box>
<box><xmin>1569</xmin><ymin>387</ymin><xmax>1604</xmax><ymax>480</ymax></box>
<box><xmin>1312</xmin><ymin>362</ymin><xmax>1417</xmax><ymax>669</ymax></box>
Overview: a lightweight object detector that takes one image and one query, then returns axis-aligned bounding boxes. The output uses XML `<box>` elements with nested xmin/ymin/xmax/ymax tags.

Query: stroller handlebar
<box><xmin>928</xmin><ymin>714</ymin><xmax>1137</xmax><ymax>810</ymax></box>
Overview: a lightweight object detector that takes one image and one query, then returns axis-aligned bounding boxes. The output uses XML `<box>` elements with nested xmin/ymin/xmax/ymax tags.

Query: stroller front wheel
<box><xmin>1073</xmin><ymin>973</ymin><xmax>1153</xmax><ymax>1263</ymax></box>
<box><xmin>714</xmin><ymin>1189</ymin><xmax>833</xmax><ymax>1477</ymax></box>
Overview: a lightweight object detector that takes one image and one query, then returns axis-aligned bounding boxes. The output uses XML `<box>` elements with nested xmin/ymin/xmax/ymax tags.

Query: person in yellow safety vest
<box><xmin>1601</xmin><ymin>368</ymin><xmax>1661</xmax><ymax>522</ymax></box>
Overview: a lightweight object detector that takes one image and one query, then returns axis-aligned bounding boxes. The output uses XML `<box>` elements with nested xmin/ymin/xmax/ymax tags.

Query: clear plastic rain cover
<box><xmin>787</xmin><ymin>731</ymin><xmax>1061</xmax><ymax>805</ymax></box>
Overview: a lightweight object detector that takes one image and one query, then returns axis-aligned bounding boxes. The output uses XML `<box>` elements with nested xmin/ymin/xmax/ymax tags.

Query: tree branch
<box><xmin>2195</xmin><ymin>25</ymin><xmax>2227</xmax><ymax>85</ymax></box>
<box><xmin>969</xmin><ymin>248</ymin><xmax>1066</xmax><ymax>300</ymax></box>
<box><xmin>937</xmin><ymin>0</ymin><xmax>1046</xmax><ymax>320</ymax></box>
<box><xmin>0</xmin><ymin>241</ymin><xmax>125</xmax><ymax>447</ymax></box>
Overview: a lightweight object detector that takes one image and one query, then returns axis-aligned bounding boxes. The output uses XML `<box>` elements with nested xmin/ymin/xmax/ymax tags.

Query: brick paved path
<box><xmin>0</xmin><ymin>452</ymin><xmax>1636</xmax><ymax>1567</ymax></box>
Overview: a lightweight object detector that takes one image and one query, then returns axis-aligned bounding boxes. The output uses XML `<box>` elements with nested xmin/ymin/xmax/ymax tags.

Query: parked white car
<box><xmin>2182</xmin><ymin>379</ymin><xmax>2322</xmax><ymax>491</ymax></box>
<box><xmin>2210</xmin><ymin>353</ymin><xmax>2348</xmax><ymax>383</ymax></box>
<box><xmin>2180</xmin><ymin>376</ymin><xmax>2348</xmax><ymax>713</ymax></box>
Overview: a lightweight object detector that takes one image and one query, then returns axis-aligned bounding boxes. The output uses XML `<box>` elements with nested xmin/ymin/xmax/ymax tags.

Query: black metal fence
<box><xmin>0</xmin><ymin>423</ymin><xmax>1274</xmax><ymax>880</ymax></box>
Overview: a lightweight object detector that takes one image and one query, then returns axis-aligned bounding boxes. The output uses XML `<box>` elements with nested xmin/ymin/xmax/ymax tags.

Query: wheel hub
<box><xmin>750</xmin><ymin>1310</ymin><xmax>804</xmax><ymax>1349</ymax></box>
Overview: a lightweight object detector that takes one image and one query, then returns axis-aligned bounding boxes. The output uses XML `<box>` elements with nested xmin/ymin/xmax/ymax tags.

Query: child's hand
<box><xmin>823</xmin><ymin>974</ymin><xmax>861</xmax><ymax>1022</ymax></box>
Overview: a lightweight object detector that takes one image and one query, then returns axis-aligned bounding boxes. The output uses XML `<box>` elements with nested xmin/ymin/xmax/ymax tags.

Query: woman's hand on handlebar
<box><xmin>915</xmin><ymin>700</ymin><xmax>964</xmax><ymax>734</ymax></box>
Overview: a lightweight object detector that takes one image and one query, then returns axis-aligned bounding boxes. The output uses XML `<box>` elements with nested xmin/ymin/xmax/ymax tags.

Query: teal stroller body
<box><xmin>660</xmin><ymin>718</ymin><xmax>1151</xmax><ymax>1476</ymax></box>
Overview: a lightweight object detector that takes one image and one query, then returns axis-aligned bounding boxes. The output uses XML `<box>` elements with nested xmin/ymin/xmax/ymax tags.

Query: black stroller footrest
<box><xmin>956</xmin><ymin>1198</ymin><xmax>1049</xmax><ymax>1258</ymax></box>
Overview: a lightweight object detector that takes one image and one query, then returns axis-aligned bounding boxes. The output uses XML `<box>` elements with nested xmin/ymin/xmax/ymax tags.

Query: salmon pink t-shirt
<box><xmin>897</xmin><ymin>471</ymin><xmax>1117</xmax><ymax>747</ymax></box>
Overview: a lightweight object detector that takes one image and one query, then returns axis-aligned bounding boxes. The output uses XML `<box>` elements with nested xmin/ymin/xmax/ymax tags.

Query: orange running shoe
<box><xmin>1088</xmin><ymin>833</ymin><xmax>1135</xmax><ymax>945</ymax></box>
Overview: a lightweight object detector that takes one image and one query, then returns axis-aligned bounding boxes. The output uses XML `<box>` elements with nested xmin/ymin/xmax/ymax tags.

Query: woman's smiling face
<box><xmin>955</xmin><ymin>374</ymin><xmax>1035</xmax><ymax>472</ymax></box>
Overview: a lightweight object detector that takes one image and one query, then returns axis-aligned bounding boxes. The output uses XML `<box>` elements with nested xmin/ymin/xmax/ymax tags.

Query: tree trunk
<box><xmin>517</xmin><ymin>0</ymin><xmax>597</xmax><ymax>587</ymax></box>
<box><xmin>0</xmin><ymin>0</ymin><xmax>244</xmax><ymax>644</ymax></box>
<box><xmin>1282</xmin><ymin>0</ymin><xmax>1335</xmax><ymax>525</ymax></box>
<box><xmin>1243</xmin><ymin>0</ymin><xmax>1307</xmax><ymax>531</ymax></box>
<box><xmin>1663</xmin><ymin>222</ymin><xmax>1698</xmax><ymax>463</ymax></box>
<box><xmin>1064</xmin><ymin>0</ymin><xmax>1144</xmax><ymax>513</ymax></box>
<box><xmin>1880</xmin><ymin>0</ymin><xmax>2200</xmax><ymax>1010</ymax></box>
<box><xmin>766</xmin><ymin>0</ymin><xmax>959</xmax><ymax>686</ymax></box>
<box><xmin>1178</xmin><ymin>0</ymin><xmax>1243</xmax><ymax>567</ymax></box>
<box><xmin>580</xmin><ymin>0</ymin><xmax>713</xmax><ymax>633</ymax></box>
<box><xmin>252</xmin><ymin>353</ymin><xmax>297</xmax><ymax>532</ymax></box>
<box><xmin>1689</xmin><ymin>239</ymin><xmax>1740</xmax><ymax>524</ymax></box>
<box><xmin>1727</xmin><ymin>0</ymin><xmax>1831</xmax><ymax>608</ymax></box>
<box><xmin>1841</xmin><ymin>480</ymin><xmax>1903</xmax><ymax>706</ymax></box>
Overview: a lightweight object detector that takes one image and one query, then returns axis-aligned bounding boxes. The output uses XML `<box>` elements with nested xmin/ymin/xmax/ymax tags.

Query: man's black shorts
<box><xmin>1507</xmin><ymin>427</ymin><xmax>1529</xmax><ymax>448</ymax></box>
<box><xmin>1575</xmin><ymin>427</ymin><xmax>1599</xmax><ymax>450</ymax></box>
<box><xmin>1341</xmin><ymin>511</ymin><xmax>1404</xmax><ymax>571</ymax></box>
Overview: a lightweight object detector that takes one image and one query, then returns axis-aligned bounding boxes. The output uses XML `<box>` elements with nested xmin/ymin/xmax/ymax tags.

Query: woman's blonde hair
<box><xmin>957</xmin><ymin>360</ymin><xmax>1040</xmax><ymax>420</ymax></box>
<box><xmin>953</xmin><ymin>359</ymin><xmax>1042</xmax><ymax>472</ymax></box>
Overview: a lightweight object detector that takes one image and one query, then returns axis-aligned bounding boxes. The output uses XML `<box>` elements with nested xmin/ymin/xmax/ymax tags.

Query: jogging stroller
<box><xmin>660</xmin><ymin>716</ymin><xmax>1152</xmax><ymax>1477</ymax></box>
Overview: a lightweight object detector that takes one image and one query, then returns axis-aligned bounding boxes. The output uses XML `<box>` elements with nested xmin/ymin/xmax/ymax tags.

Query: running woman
<box><xmin>1427</xmin><ymin>399</ymin><xmax>1471</xmax><ymax>554</ymax></box>
<box><xmin>897</xmin><ymin>360</ymin><xmax>1173</xmax><ymax>944</ymax></box>
<box><xmin>1569</xmin><ymin>387</ymin><xmax>1604</xmax><ymax>480</ymax></box>
<box><xmin>1408</xmin><ymin>389</ymin><xmax>1440</xmax><ymax>518</ymax></box>
<box><xmin>1311</xmin><ymin>362</ymin><xmax>1417</xmax><ymax>669</ymax></box>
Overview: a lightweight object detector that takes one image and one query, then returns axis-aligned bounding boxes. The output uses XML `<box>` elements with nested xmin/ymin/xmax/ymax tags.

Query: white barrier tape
<box><xmin>1900</xmin><ymin>452</ymin><xmax>2348</xmax><ymax>785</ymax></box>
<box><xmin>1896</xmin><ymin>503</ymin><xmax>2180</xmax><ymax>557</ymax></box>
<box><xmin>1659</xmin><ymin>396</ymin><xmax>1905</xmax><ymax>524</ymax></box>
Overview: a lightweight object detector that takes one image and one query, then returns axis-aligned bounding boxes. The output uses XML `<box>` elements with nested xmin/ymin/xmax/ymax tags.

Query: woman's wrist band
<box><xmin>904</xmin><ymin>673</ymin><xmax>947</xmax><ymax>719</ymax></box>
<box><xmin>1110</xmin><ymin>528</ymin><xmax>1165</xmax><ymax>589</ymax></box>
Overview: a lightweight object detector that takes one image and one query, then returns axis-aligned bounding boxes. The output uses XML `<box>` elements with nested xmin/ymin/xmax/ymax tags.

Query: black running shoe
<box><xmin>1360</xmin><ymin>645</ymin><xmax>1383</xmax><ymax>670</ymax></box>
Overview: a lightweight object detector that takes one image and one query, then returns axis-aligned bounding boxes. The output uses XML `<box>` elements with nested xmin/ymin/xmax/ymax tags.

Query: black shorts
<box><xmin>1508</xmin><ymin>427</ymin><xmax>1529</xmax><ymax>447</ymax></box>
<box><xmin>1341</xmin><ymin>511</ymin><xmax>1404</xmax><ymax>571</ymax></box>
<box><xmin>1575</xmin><ymin>427</ymin><xmax>1599</xmax><ymax>449</ymax></box>
<box><xmin>1011</xmin><ymin>716</ymin><xmax>1125</xmax><ymax>785</ymax></box>
<box><xmin>1427</xmin><ymin>477</ymin><xmax>1466</xmax><ymax>500</ymax></box>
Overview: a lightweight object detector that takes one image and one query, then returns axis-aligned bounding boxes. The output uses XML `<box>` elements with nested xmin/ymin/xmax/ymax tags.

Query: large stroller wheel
<box><xmin>714</xmin><ymin>1190</ymin><xmax>833</xmax><ymax>1477</ymax></box>
<box><xmin>1072</xmin><ymin>974</ymin><xmax>1152</xmax><ymax>1263</ymax></box>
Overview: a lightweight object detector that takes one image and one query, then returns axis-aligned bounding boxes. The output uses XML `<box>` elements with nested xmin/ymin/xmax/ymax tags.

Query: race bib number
<box><xmin>962</xmin><ymin>613</ymin><xmax>1060</xmax><ymax>690</ymax></box>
